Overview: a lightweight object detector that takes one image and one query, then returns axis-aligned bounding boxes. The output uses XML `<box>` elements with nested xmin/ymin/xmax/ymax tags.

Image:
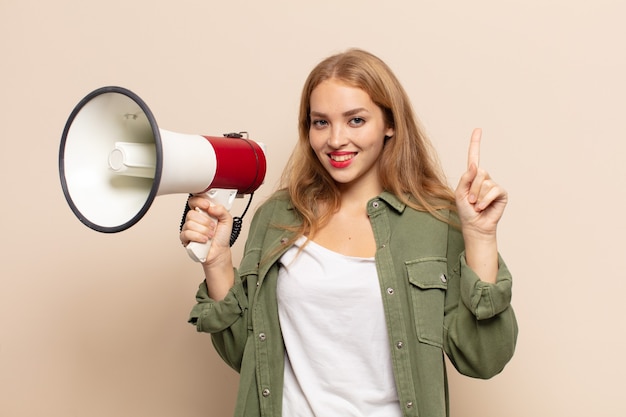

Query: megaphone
<box><xmin>59</xmin><ymin>86</ymin><xmax>267</xmax><ymax>263</ymax></box>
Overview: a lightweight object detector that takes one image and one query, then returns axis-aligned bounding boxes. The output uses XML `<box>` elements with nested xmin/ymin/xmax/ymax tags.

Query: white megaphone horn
<box><xmin>59</xmin><ymin>86</ymin><xmax>267</xmax><ymax>263</ymax></box>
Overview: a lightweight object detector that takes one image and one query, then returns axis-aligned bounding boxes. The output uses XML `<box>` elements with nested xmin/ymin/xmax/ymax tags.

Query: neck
<box><xmin>336</xmin><ymin>181</ymin><xmax>383</xmax><ymax>212</ymax></box>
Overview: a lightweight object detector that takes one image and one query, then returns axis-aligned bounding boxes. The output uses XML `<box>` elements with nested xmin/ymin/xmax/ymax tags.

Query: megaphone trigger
<box><xmin>185</xmin><ymin>189</ymin><xmax>238</xmax><ymax>263</ymax></box>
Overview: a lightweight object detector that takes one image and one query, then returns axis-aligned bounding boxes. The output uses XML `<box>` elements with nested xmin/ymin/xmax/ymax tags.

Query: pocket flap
<box><xmin>406</xmin><ymin>257</ymin><xmax>448</xmax><ymax>290</ymax></box>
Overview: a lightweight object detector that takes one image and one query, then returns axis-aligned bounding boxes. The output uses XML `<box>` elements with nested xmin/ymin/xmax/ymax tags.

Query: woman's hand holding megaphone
<box><xmin>180</xmin><ymin>194</ymin><xmax>235</xmax><ymax>301</ymax></box>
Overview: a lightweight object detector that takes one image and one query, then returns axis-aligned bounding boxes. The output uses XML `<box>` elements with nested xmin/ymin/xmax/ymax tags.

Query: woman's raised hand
<box><xmin>455</xmin><ymin>128</ymin><xmax>508</xmax><ymax>238</ymax></box>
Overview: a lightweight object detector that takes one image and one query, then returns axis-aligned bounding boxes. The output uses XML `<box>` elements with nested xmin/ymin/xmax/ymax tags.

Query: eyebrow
<box><xmin>310</xmin><ymin>107</ymin><xmax>370</xmax><ymax>118</ymax></box>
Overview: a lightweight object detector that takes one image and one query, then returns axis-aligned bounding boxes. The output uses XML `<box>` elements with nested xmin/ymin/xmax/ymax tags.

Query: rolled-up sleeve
<box><xmin>459</xmin><ymin>253</ymin><xmax>513</xmax><ymax>320</ymax></box>
<box><xmin>187</xmin><ymin>270</ymin><xmax>251</xmax><ymax>372</ymax></box>
<box><xmin>188</xmin><ymin>270</ymin><xmax>248</xmax><ymax>333</ymax></box>
<box><xmin>444</xmin><ymin>248</ymin><xmax>518</xmax><ymax>379</ymax></box>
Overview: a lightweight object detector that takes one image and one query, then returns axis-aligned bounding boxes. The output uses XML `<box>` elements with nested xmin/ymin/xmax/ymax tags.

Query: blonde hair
<box><xmin>279</xmin><ymin>48</ymin><xmax>455</xmax><ymax>238</ymax></box>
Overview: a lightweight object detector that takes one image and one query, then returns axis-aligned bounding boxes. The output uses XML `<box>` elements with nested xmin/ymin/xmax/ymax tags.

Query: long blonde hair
<box><xmin>279</xmin><ymin>48</ymin><xmax>456</xmax><ymax>238</ymax></box>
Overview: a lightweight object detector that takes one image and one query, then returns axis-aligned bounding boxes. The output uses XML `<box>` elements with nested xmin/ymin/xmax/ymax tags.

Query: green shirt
<box><xmin>189</xmin><ymin>190</ymin><xmax>518</xmax><ymax>417</ymax></box>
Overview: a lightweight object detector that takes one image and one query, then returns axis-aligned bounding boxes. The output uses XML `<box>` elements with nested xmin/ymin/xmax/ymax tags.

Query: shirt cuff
<box><xmin>459</xmin><ymin>253</ymin><xmax>513</xmax><ymax>320</ymax></box>
<box><xmin>188</xmin><ymin>270</ymin><xmax>247</xmax><ymax>333</ymax></box>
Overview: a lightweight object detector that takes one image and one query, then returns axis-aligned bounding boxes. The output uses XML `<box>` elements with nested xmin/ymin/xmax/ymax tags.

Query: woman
<box><xmin>181</xmin><ymin>48</ymin><xmax>517</xmax><ymax>417</ymax></box>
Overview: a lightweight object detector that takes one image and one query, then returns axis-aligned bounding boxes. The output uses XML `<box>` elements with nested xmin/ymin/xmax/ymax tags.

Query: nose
<box><xmin>328</xmin><ymin>125</ymin><xmax>348</xmax><ymax>149</ymax></box>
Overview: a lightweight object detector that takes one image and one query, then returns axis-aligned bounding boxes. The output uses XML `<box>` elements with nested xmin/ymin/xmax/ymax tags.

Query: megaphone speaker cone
<box><xmin>59</xmin><ymin>86</ymin><xmax>162</xmax><ymax>233</ymax></box>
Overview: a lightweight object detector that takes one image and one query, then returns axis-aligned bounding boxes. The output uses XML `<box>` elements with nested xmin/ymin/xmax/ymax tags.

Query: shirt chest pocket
<box><xmin>406</xmin><ymin>257</ymin><xmax>448</xmax><ymax>348</ymax></box>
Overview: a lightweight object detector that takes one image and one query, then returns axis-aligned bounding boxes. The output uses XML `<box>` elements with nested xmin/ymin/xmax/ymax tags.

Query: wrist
<box><xmin>202</xmin><ymin>251</ymin><xmax>235</xmax><ymax>301</ymax></box>
<box><xmin>462</xmin><ymin>230</ymin><xmax>499</xmax><ymax>284</ymax></box>
<box><xmin>202</xmin><ymin>250</ymin><xmax>233</xmax><ymax>274</ymax></box>
<box><xmin>462</xmin><ymin>225</ymin><xmax>497</xmax><ymax>244</ymax></box>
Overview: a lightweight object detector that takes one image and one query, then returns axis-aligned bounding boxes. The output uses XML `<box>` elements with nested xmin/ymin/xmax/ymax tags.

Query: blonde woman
<box><xmin>181</xmin><ymin>48</ymin><xmax>517</xmax><ymax>417</ymax></box>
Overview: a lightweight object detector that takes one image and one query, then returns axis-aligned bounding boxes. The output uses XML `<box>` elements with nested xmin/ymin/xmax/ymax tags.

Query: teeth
<box><xmin>330</xmin><ymin>153</ymin><xmax>355</xmax><ymax>162</ymax></box>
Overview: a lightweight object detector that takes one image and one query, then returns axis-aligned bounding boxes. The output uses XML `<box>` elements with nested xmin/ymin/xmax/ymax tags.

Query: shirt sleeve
<box><xmin>188</xmin><ymin>270</ymin><xmax>248</xmax><ymax>332</ymax></box>
<box><xmin>187</xmin><ymin>271</ymin><xmax>250</xmax><ymax>372</ymax></box>
<box><xmin>459</xmin><ymin>253</ymin><xmax>513</xmax><ymax>320</ymax></box>
<box><xmin>443</xmin><ymin>225</ymin><xmax>518</xmax><ymax>379</ymax></box>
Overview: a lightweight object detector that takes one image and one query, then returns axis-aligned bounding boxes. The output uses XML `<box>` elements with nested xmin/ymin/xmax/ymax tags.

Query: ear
<box><xmin>384</xmin><ymin>126</ymin><xmax>395</xmax><ymax>140</ymax></box>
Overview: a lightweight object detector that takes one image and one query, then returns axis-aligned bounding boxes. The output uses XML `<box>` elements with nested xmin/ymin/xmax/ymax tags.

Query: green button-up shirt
<box><xmin>189</xmin><ymin>190</ymin><xmax>518</xmax><ymax>417</ymax></box>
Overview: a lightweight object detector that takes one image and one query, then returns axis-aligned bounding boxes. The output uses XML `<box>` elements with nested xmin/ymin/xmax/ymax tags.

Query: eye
<box><xmin>349</xmin><ymin>117</ymin><xmax>365</xmax><ymax>127</ymax></box>
<box><xmin>311</xmin><ymin>119</ymin><xmax>328</xmax><ymax>128</ymax></box>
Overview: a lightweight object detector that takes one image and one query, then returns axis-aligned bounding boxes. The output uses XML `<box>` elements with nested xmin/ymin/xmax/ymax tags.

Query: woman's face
<box><xmin>308</xmin><ymin>79</ymin><xmax>394</xmax><ymax>194</ymax></box>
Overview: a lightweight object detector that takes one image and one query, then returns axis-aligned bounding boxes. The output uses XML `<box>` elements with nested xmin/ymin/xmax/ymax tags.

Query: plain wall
<box><xmin>1</xmin><ymin>0</ymin><xmax>625</xmax><ymax>416</ymax></box>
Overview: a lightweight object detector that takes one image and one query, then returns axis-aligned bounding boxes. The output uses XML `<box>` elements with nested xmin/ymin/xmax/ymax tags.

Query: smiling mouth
<box><xmin>327</xmin><ymin>152</ymin><xmax>356</xmax><ymax>168</ymax></box>
<box><xmin>329</xmin><ymin>152</ymin><xmax>356</xmax><ymax>162</ymax></box>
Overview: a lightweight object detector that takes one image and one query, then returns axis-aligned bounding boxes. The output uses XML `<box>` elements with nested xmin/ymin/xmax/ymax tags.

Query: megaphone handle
<box><xmin>185</xmin><ymin>189</ymin><xmax>238</xmax><ymax>263</ymax></box>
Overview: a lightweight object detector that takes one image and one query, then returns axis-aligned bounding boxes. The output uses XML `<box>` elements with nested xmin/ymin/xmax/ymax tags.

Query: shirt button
<box><xmin>406</xmin><ymin>401</ymin><xmax>414</xmax><ymax>409</ymax></box>
<box><xmin>372</xmin><ymin>201</ymin><xmax>380</xmax><ymax>208</ymax></box>
<box><xmin>396</xmin><ymin>341</ymin><xmax>404</xmax><ymax>349</ymax></box>
<box><xmin>258</xmin><ymin>333</ymin><xmax>266</xmax><ymax>341</ymax></box>
<box><xmin>386</xmin><ymin>287</ymin><xmax>395</xmax><ymax>295</ymax></box>
<box><xmin>262</xmin><ymin>388</ymin><xmax>271</xmax><ymax>397</ymax></box>
<box><xmin>440</xmin><ymin>273</ymin><xmax>447</xmax><ymax>283</ymax></box>
<box><xmin>280</xmin><ymin>237</ymin><xmax>288</xmax><ymax>244</ymax></box>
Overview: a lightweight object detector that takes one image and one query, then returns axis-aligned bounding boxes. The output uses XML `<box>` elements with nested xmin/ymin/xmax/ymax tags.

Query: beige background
<box><xmin>1</xmin><ymin>0</ymin><xmax>624</xmax><ymax>416</ymax></box>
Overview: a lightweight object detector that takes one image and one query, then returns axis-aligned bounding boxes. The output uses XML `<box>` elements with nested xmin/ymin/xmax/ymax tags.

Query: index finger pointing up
<box><xmin>467</xmin><ymin>128</ymin><xmax>482</xmax><ymax>169</ymax></box>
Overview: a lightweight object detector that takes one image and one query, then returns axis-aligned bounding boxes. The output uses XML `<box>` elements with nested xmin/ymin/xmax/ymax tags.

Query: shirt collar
<box><xmin>377</xmin><ymin>191</ymin><xmax>407</xmax><ymax>213</ymax></box>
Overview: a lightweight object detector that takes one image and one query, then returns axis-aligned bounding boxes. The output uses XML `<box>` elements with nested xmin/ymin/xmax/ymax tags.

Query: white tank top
<box><xmin>277</xmin><ymin>237</ymin><xmax>402</xmax><ymax>417</ymax></box>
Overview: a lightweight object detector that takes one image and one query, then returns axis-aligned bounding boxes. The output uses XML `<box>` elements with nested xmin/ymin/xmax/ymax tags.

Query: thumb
<box><xmin>205</xmin><ymin>203</ymin><xmax>233</xmax><ymax>225</ymax></box>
